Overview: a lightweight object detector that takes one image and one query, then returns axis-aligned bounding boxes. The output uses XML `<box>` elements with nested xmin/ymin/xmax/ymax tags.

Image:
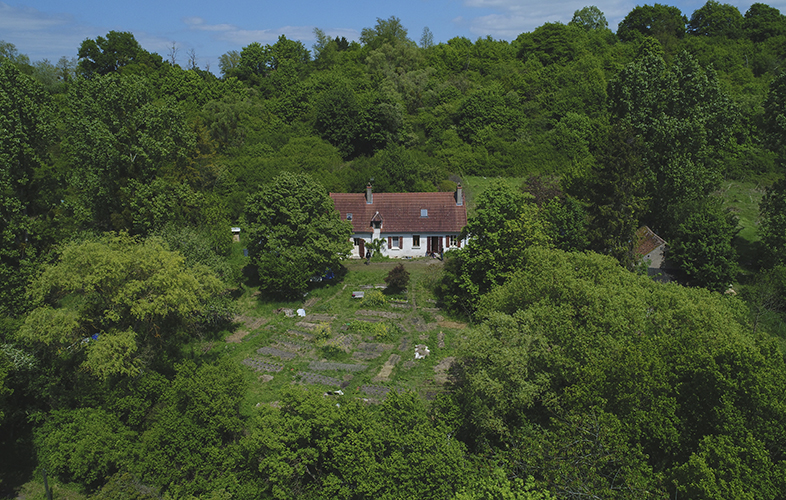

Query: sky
<box><xmin>2</xmin><ymin>0</ymin><xmax>783</xmax><ymax>73</ymax></box>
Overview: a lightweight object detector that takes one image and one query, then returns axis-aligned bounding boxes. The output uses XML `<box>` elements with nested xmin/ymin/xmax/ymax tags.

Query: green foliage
<box><xmin>688</xmin><ymin>1</ymin><xmax>745</xmax><ymax>38</ymax></box>
<box><xmin>360</xmin><ymin>289</ymin><xmax>387</xmax><ymax>307</ymax></box>
<box><xmin>0</xmin><ymin>61</ymin><xmax>54</xmax><ymax>316</ymax></box>
<box><xmin>243</xmin><ymin>388</ymin><xmax>469</xmax><ymax>499</ymax></box>
<box><xmin>760</xmin><ymin>177</ymin><xmax>786</xmax><ymax>263</ymax></box>
<box><xmin>134</xmin><ymin>360</ymin><xmax>246</xmax><ymax>497</ymax></box>
<box><xmin>440</xmin><ymin>180</ymin><xmax>552</xmax><ymax>314</ymax></box>
<box><xmin>384</xmin><ymin>264</ymin><xmax>410</xmax><ymax>291</ymax></box>
<box><xmin>19</xmin><ymin>233</ymin><xmax>226</xmax><ymax>378</ymax></box>
<box><xmin>63</xmin><ymin>73</ymin><xmax>195</xmax><ymax>230</ymax></box>
<box><xmin>245</xmin><ymin>172</ymin><xmax>353</xmax><ymax>299</ymax></box>
<box><xmin>668</xmin><ymin>197</ymin><xmax>739</xmax><ymax>291</ymax></box>
<box><xmin>77</xmin><ymin>31</ymin><xmax>163</xmax><ymax>77</ymax></box>
<box><xmin>451</xmin><ymin>246</ymin><xmax>786</xmax><ymax>498</ymax></box>
<box><xmin>570</xmin><ymin>6</ymin><xmax>609</xmax><ymax>31</ymax></box>
<box><xmin>36</xmin><ymin>407</ymin><xmax>136</xmax><ymax>488</ymax></box>
<box><xmin>617</xmin><ymin>4</ymin><xmax>688</xmax><ymax>47</ymax></box>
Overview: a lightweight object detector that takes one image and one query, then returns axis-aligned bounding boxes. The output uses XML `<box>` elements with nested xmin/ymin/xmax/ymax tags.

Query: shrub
<box><xmin>385</xmin><ymin>264</ymin><xmax>410</xmax><ymax>291</ymax></box>
<box><xmin>361</xmin><ymin>289</ymin><xmax>387</xmax><ymax>307</ymax></box>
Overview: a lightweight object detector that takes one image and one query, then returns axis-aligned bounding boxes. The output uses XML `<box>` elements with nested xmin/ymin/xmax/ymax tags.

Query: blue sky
<box><xmin>2</xmin><ymin>0</ymin><xmax>782</xmax><ymax>73</ymax></box>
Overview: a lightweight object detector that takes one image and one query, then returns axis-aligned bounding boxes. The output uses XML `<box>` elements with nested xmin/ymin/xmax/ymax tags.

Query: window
<box><xmin>388</xmin><ymin>236</ymin><xmax>401</xmax><ymax>249</ymax></box>
<box><xmin>353</xmin><ymin>238</ymin><xmax>363</xmax><ymax>246</ymax></box>
<box><xmin>447</xmin><ymin>235</ymin><xmax>458</xmax><ymax>247</ymax></box>
<box><xmin>346</xmin><ymin>213</ymin><xmax>352</xmax><ymax>220</ymax></box>
<box><xmin>412</xmin><ymin>235</ymin><xmax>420</xmax><ymax>248</ymax></box>
<box><xmin>420</xmin><ymin>208</ymin><xmax>428</xmax><ymax>217</ymax></box>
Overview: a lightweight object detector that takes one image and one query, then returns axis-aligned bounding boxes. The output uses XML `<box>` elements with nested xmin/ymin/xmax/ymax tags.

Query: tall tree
<box><xmin>77</xmin><ymin>31</ymin><xmax>163</xmax><ymax>77</ymax></box>
<box><xmin>0</xmin><ymin>62</ymin><xmax>53</xmax><ymax>316</ymax></box>
<box><xmin>617</xmin><ymin>4</ymin><xmax>687</xmax><ymax>48</ymax></box>
<box><xmin>687</xmin><ymin>0</ymin><xmax>744</xmax><ymax>38</ymax></box>
<box><xmin>570</xmin><ymin>6</ymin><xmax>609</xmax><ymax>31</ymax></box>
<box><xmin>244</xmin><ymin>172</ymin><xmax>352</xmax><ymax>299</ymax></box>
<box><xmin>63</xmin><ymin>73</ymin><xmax>195</xmax><ymax>230</ymax></box>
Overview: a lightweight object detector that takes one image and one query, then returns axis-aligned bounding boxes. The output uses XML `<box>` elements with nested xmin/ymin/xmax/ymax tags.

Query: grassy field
<box><xmin>210</xmin><ymin>256</ymin><xmax>467</xmax><ymax>415</ymax></box>
<box><xmin>718</xmin><ymin>178</ymin><xmax>772</xmax><ymax>272</ymax></box>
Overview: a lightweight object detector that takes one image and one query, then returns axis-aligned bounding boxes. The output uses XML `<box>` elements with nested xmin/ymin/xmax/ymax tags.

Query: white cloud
<box><xmin>0</xmin><ymin>2</ymin><xmax>91</xmax><ymax>59</ymax></box>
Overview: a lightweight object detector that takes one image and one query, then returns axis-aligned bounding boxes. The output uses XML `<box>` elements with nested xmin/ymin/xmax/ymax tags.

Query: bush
<box><xmin>361</xmin><ymin>289</ymin><xmax>387</xmax><ymax>307</ymax></box>
<box><xmin>384</xmin><ymin>264</ymin><xmax>410</xmax><ymax>291</ymax></box>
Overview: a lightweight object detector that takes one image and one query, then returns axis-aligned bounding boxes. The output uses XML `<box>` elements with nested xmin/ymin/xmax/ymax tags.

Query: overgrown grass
<box><xmin>201</xmin><ymin>256</ymin><xmax>465</xmax><ymax>413</ymax></box>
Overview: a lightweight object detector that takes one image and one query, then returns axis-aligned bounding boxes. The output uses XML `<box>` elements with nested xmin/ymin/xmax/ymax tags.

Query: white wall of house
<box><xmin>348</xmin><ymin>233</ymin><xmax>467</xmax><ymax>259</ymax></box>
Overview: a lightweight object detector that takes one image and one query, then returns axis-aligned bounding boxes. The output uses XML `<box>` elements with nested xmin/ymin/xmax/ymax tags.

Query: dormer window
<box><xmin>421</xmin><ymin>209</ymin><xmax>428</xmax><ymax>217</ymax></box>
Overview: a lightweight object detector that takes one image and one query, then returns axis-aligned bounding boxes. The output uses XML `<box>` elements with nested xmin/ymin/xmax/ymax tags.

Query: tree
<box><xmin>384</xmin><ymin>264</ymin><xmax>410</xmax><ymax>291</ymax></box>
<box><xmin>608</xmin><ymin>50</ymin><xmax>738</xmax><ymax>227</ymax></box>
<box><xmin>668</xmin><ymin>197</ymin><xmax>738</xmax><ymax>291</ymax></box>
<box><xmin>0</xmin><ymin>62</ymin><xmax>53</xmax><ymax>316</ymax></box>
<box><xmin>77</xmin><ymin>31</ymin><xmax>163</xmax><ymax>77</ymax></box>
<box><xmin>617</xmin><ymin>4</ymin><xmax>687</xmax><ymax>47</ymax></box>
<box><xmin>245</xmin><ymin>172</ymin><xmax>352</xmax><ymax>299</ymax></box>
<box><xmin>218</xmin><ymin>50</ymin><xmax>241</xmax><ymax>76</ymax></box>
<box><xmin>687</xmin><ymin>0</ymin><xmax>744</xmax><ymax>38</ymax></box>
<box><xmin>439</xmin><ymin>181</ymin><xmax>552</xmax><ymax>314</ymax></box>
<box><xmin>570</xmin><ymin>6</ymin><xmax>609</xmax><ymax>31</ymax></box>
<box><xmin>18</xmin><ymin>233</ymin><xmax>227</xmax><ymax>378</ymax></box>
<box><xmin>760</xmin><ymin>178</ymin><xmax>786</xmax><ymax>263</ymax></box>
<box><xmin>360</xmin><ymin>16</ymin><xmax>413</xmax><ymax>50</ymax></box>
<box><xmin>744</xmin><ymin>3</ymin><xmax>786</xmax><ymax>42</ymax></box>
<box><xmin>420</xmin><ymin>27</ymin><xmax>435</xmax><ymax>49</ymax></box>
<box><xmin>63</xmin><ymin>73</ymin><xmax>195</xmax><ymax>230</ymax></box>
<box><xmin>764</xmin><ymin>72</ymin><xmax>786</xmax><ymax>161</ymax></box>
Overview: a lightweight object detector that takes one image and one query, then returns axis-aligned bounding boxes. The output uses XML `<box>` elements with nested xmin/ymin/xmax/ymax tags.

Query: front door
<box><xmin>358</xmin><ymin>239</ymin><xmax>365</xmax><ymax>259</ymax></box>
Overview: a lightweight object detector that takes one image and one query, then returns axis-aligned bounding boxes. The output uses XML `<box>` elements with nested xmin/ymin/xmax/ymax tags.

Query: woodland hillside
<box><xmin>3</xmin><ymin>2</ymin><xmax>786</xmax><ymax>498</ymax></box>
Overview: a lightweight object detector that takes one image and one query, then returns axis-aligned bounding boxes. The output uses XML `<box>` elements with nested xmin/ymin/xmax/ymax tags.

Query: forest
<box><xmin>3</xmin><ymin>1</ymin><xmax>786</xmax><ymax>498</ymax></box>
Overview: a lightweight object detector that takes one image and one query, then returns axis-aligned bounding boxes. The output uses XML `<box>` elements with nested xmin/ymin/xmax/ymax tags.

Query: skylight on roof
<box><xmin>421</xmin><ymin>209</ymin><xmax>428</xmax><ymax>217</ymax></box>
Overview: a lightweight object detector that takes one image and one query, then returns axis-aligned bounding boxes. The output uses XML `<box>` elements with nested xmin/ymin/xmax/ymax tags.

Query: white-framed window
<box><xmin>347</xmin><ymin>213</ymin><xmax>353</xmax><ymax>220</ymax></box>
<box><xmin>421</xmin><ymin>209</ymin><xmax>428</xmax><ymax>217</ymax></box>
<box><xmin>447</xmin><ymin>235</ymin><xmax>458</xmax><ymax>247</ymax></box>
<box><xmin>389</xmin><ymin>236</ymin><xmax>401</xmax><ymax>249</ymax></box>
<box><xmin>412</xmin><ymin>235</ymin><xmax>420</xmax><ymax>248</ymax></box>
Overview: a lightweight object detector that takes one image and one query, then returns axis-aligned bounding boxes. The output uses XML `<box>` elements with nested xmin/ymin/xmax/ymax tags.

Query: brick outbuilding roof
<box><xmin>330</xmin><ymin>190</ymin><xmax>467</xmax><ymax>235</ymax></box>
<box><xmin>634</xmin><ymin>226</ymin><xmax>666</xmax><ymax>257</ymax></box>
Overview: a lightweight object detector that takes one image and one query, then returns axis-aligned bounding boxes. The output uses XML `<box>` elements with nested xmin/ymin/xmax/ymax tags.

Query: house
<box><xmin>634</xmin><ymin>226</ymin><xmax>668</xmax><ymax>279</ymax></box>
<box><xmin>330</xmin><ymin>184</ymin><xmax>468</xmax><ymax>259</ymax></box>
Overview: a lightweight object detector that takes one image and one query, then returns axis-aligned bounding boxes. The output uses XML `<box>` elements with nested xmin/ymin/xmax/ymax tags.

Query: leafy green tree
<box><xmin>668</xmin><ymin>197</ymin><xmax>738</xmax><ymax>291</ymax></box>
<box><xmin>18</xmin><ymin>233</ymin><xmax>227</xmax><ymax>378</ymax></box>
<box><xmin>515</xmin><ymin>23</ymin><xmax>588</xmax><ymax>66</ymax></box>
<box><xmin>245</xmin><ymin>172</ymin><xmax>352</xmax><ymax>299</ymax></box>
<box><xmin>134</xmin><ymin>361</ymin><xmax>246</xmax><ymax>498</ymax></box>
<box><xmin>608</xmin><ymin>50</ymin><xmax>738</xmax><ymax>225</ymax></box>
<box><xmin>688</xmin><ymin>0</ymin><xmax>744</xmax><ymax>38</ymax></box>
<box><xmin>77</xmin><ymin>31</ymin><xmax>163</xmax><ymax>77</ymax></box>
<box><xmin>439</xmin><ymin>181</ymin><xmax>552</xmax><ymax>314</ymax></box>
<box><xmin>580</xmin><ymin>126</ymin><xmax>648</xmax><ymax>267</ymax></box>
<box><xmin>36</xmin><ymin>407</ymin><xmax>136</xmax><ymax>489</ymax></box>
<box><xmin>243</xmin><ymin>388</ymin><xmax>470</xmax><ymax>499</ymax></box>
<box><xmin>452</xmin><ymin>246</ymin><xmax>786</xmax><ymax>498</ymax></box>
<box><xmin>617</xmin><ymin>4</ymin><xmax>687</xmax><ymax>48</ymax></box>
<box><xmin>760</xmin><ymin>177</ymin><xmax>786</xmax><ymax>263</ymax></box>
<box><xmin>744</xmin><ymin>3</ymin><xmax>786</xmax><ymax>42</ymax></box>
<box><xmin>0</xmin><ymin>62</ymin><xmax>54</xmax><ymax>317</ymax></box>
<box><xmin>570</xmin><ymin>6</ymin><xmax>609</xmax><ymax>31</ymax></box>
<box><xmin>63</xmin><ymin>73</ymin><xmax>195</xmax><ymax>230</ymax></box>
<box><xmin>764</xmin><ymin>71</ymin><xmax>786</xmax><ymax>161</ymax></box>
<box><xmin>360</xmin><ymin>16</ymin><xmax>413</xmax><ymax>50</ymax></box>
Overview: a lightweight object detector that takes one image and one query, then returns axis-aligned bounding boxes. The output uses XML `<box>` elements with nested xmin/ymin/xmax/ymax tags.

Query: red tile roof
<box><xmin>330</xmin><ymin>191</ymin><xmax>467</xmax><ymax>234</ymax></box>
<box><xmin>634</xmin><ymin>226</ymin><xmax>666</xmax><ymax>257</ymax></box>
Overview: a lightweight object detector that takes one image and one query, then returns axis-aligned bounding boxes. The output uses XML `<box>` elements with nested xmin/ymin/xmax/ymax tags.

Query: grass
<box><xmin>718</xmin><ymin>177</ymin><xmax>773</xmax><ymax>273</ymax></box>
<box><xmin>208</xmin><ymin>256</ymin><xmax>466</xmax><ymax>414</ymax></box>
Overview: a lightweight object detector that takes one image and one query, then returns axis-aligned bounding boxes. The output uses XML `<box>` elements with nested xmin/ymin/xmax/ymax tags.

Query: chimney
<box><xmin>366</xmin><ymin>184</ymin><xmax>373</xmax><ymax>204</ymax></box>
<box><xmin>456</xmin><ymin>183</ymin><xmax>463</xmax><ymax>206</ymax></box>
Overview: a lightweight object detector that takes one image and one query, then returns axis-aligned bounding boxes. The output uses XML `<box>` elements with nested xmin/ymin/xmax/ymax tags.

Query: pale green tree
<box><xmin>19</xmin><ymin>233</ymin><xmax>227</xmax><ymax>378</ymax></box>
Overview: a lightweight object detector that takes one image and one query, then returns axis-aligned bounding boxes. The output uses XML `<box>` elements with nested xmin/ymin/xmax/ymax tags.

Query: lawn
<box><xmin>210</xmin><ymin>256</ymin><xmax>467</xmax><ymax>415</ymax></box>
